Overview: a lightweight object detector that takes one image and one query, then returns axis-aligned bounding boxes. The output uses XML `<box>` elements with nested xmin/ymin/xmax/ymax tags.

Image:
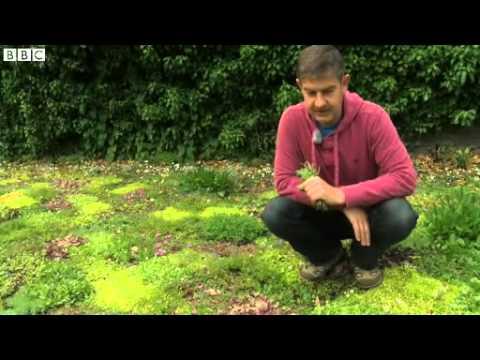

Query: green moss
<box><xmin>313</xmin><ymin>266</ymin><xmax>464</xmax><ymax>315</ymax></box>
<box><xmin>70</xmin><ymin>231</ymin><xmax>140</xmax><ymax>265</ymax></box>
<box><xmin>259</xmin><ymin>190</ymin><xmax>277</xmax><ymax>201</ymax></box>
<box><xmin>0</xmin><ymin>211</ymin><xmax>77</xmax><ymax>255</ymax></box>
<box><xmin>28</xmin><ymin>182</ymin><xmax>52</xmax><ymax>191</ymax></box>
<box><xmin>136</xmin><ymin>250</ymin><xmax>214</xmax><ymax>314</ymax></box>
<box><xmin>0</xmin><ymin>191</ymin><xmax>36</xmax><ymax>209</ymax></box>
<box><xmin>75</xmin><ymin>258</ymin><xmax>120</xmax><ymax>283</ymax></box>
<box><xmin>111</xmin><ymin>182</ymin><xmax>146</xmax><ymax>195</ymax></box>
<box><xmin>92</xmin><ymin>268</ymin><xmax>158</xmax><ymax>314</ymax></box>
<box><xmin>238</xmin><ymin>248</ymin><xmax>336</xmax><ymax>311</ymax></box>
<box><xmin>26</xmin><ymin>211</ymin><xmax>72</xmax><ymax>229</ymax></box>
<box><xmin>67</xmin><ymin>194</ymin><xmax>112</xmax><ymax>219</ymax></box>
<box><xmin>85</xmin><ymin>176</ymin><xmax>123</xmax><ymax>192</ymax></box>
<box><xmin>152</xmin><ymin>207</ymin><xmax>194</xmax><ymax>222</ymax></box>
<box><xmin>198</xmin><ymin>206</ymin><xmax>246</xmax><ymax>218</ymax></box>
<box><xmin>71</xmin><ymin>231</ymin><xmax>115</xmax><ymax>258</ymax></box>
<box><xmin>24</xmin><ymin>182</ymin><xmax>57</xmax><ymax>203</ymax></box>
<box><xmin>1</xmin><ymin>159</ymin><xmax>480</xmax><ymax>315</ymax></box>
<box><xmin>66</xmin><ymin>194</ymin><xmax>99</xmax><ymax>207</ymax></box>
<box><xmin>81</xmin><ymin>202</ymin><xmax>111</xmax><ymax>217</ymax></box>
<box><xmin>0</xmin><ymin>178</ymin><xmax>20</xmax><ymax>186</ymax></box>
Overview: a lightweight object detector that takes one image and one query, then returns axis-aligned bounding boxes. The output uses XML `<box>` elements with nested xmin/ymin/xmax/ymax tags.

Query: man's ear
<box><xmin>342</xmin><ymin>74</ymin><xmax>351</xmax><ymax>90</ymax></box>
<box><xmin>296</xmin><ymin>78</ymin><xmax>302</xmax><ymax>90</ymax></box>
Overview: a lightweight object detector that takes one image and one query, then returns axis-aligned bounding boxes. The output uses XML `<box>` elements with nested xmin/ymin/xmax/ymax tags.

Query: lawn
<box><xmin>1</xmin><ymin>150</ymin><xmax>480</xmax><ymax>315</ymax></box>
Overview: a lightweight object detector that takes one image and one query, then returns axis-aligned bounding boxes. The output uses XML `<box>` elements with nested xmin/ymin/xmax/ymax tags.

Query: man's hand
<box><xmin>298</xmin><ymin>176</ymin><xmax>346</xmax><ymax>207</ymax></box>
<box><xmin>342</xmin><ymin>207</ymin><xmax>371</xmax><ymax>247</ymax></box>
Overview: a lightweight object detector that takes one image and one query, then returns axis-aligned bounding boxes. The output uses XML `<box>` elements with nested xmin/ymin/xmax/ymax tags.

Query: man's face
<box><xmin>297</xmin><ymin>74</ymin><xmax>350</xmax><ymax>127</ymax></box>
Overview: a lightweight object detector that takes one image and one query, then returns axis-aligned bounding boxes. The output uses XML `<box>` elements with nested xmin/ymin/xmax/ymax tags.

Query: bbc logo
<box><xmin>3</xmin><ymin>48</ymin><xmax>46</xmax><ymax>62</ymax></box>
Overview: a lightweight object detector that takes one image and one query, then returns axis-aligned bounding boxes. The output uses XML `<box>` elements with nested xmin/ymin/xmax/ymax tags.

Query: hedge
<box><xmin>1</xmin><ymin>45</ymin><xmax>479</xmax><ymax>161</ymax></box>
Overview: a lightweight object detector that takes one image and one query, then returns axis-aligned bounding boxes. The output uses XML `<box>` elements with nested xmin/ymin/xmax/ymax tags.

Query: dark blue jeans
<box><xmin>261</xmin><ymin>197</ymin><xmax>418</xmax><ymax>270</ymax></box>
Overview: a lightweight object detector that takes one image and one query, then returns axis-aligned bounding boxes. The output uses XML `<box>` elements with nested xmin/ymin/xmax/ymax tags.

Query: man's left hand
<box><xmin>298</xmin><ymin>176</ymin><xmax>346</xmax><ymax>207</ymax></box>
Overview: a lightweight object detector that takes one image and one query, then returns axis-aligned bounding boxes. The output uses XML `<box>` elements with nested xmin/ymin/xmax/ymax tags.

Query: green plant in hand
<box><xmin>296</xmin><ymin>162</ymin><xmax>329</xmax><ymax>211</ymax></box>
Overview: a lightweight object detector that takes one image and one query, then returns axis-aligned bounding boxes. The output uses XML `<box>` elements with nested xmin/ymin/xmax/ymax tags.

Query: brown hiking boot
<box><xmin>300</xmin><ymin>249</ymin><xmax>348</xmax><ymax>282</ymax></box>
<box><xmin>353</xmin><ymin>267</ymin><xmax>384</xmax><ymax>290</ymax></box>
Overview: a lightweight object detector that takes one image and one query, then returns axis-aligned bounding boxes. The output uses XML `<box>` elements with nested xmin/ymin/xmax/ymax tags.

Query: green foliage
<box><xmin>3</xmin><ymin>45</ymin><xmax>478</xmax><ymax>161</ymax></box>
<box><xmin>110</xmin><ymin>182</ymin><xmax>146</xmax><ymax>195</ymax></box>
<box><xmin>0</xmin><ymin>253</ymin><xmax>45</xmax><ymax>299</ymax></box>
<box><xmin>85</xmin><ymin>176</ymin><xmax>123</xmax><ymax>192</ymax></box>
<box><xmin>66</xmin><ymin>194</ymin><xmax>112</xmax><ymax>220</ymax></box>
<box><xmin>296</xmin><ymin>162</ymin><xmax>328</xmax><ymax>211</ymax></box>
<box><xmin>5</xmin><ymin>261</ymin><xmax>92</xmax><ymax>314</ymax></box>
<box><xmin>3</xmin><ymin>159</ymin><xmax>480</xmax><ymax>314</ymax></box>
<box><xmin>135</xmin><ymin>250</ymin><xmax>216</xmax><ymax>314</ymax></box>
<box><xmin>340</xmin><ymin>45</ymin><xmax>480</xmax><ymax>137</ymax></box>
<box><xmin>425</xmin><ymin>187</ymin><xmax>480</xmax><ymax>243</ymax></box>
<box><xmin>24</xmin><ymin>183</ymin><xmax>57</xmax><ymax>203</ymax></box>
<box><xmin>312</xmin><ymin>266</ymin><xmax>464</xmax><ymax>315</ymax></box>
<box><xmin>71</xmin><ymin>231</ymin><xmax>140</xmax><ymax>265</ymax></box>
<box><xmin>0</xmin><ymin>191</ymin><xmax>36</xmax><ymax>209</ymax></box>
<box><xmin>454</xmin><ymin>147</ymin><xmax>474</xmax><ymax>169</ymax></box>
<box><xmin>296</xmin><ymin>162</ymin><xmax>318</xmax><ymax>180</ymax></box>
<box><xmin>0</xmin><ymin>206</ymin><xmax>19</xmax><ymax>222</ymax></box>
<box><xmin>0</xmin><ymin>210</ymin><xmax>77</xmax><ymax>256</ymax></box>
<box><xmin>197</xmin><ymin>214</ymin><xmax>268</xmax><ymax>245</ymax></box>
<box><xmin>177</xmin><ymin>167</ymin><xmax>237</xmax><ymax>196</ymax></box>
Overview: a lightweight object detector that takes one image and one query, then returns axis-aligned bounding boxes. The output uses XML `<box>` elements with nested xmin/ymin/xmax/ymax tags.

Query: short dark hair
<box><xmin>296</xmin><ymin>45</ymin><xmax>345</xmax><ymax>81</ymax></box>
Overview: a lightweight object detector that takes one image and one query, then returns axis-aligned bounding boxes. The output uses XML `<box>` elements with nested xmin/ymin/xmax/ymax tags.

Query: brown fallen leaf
<box><xmin>124</xmin><ymin>189</ymin><xmax>147</xmax><ymax>203</ymax></box>
<box><xmin>53</xmin><ymin>179</ymin><xmax>82</xmax><ymax>192</ymax></box>
<box><xmin>45</xmin><ymin>234</ymin><xmax>86</xmax><ymax>260</ymax></box>
<box><xmin>44</xmin><ymin>198</ymin><xmax>72</xmax><ymax>211</ymax></box>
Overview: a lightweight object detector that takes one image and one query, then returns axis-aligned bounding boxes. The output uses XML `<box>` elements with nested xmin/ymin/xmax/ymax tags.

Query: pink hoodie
<box><xmin>274</xmin><ymin>91</ymin><xmax>417</xmax><ymax>208</ymax></box>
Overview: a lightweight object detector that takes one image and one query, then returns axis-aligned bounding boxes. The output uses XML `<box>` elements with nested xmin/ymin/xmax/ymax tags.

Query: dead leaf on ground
<box><xmin>195</xmin><ymin>243</ymin><xmax>257</xmax><ymax>257</ymax></box>
<box><xmin>44</xmin><ymin>198</ymin><xmax>72</xmax><ymax>211</ymax></box>
<box><xmin>123</xmin><ymin>189</ymin><xmax>147</xmax><ymax>204</ymax></box>
<box><xmin>53</xmin><ymin>179</ymin><xmax>82</xmax><ymax>193</ymax></box>
<box><xmin>226</xmin><ymin>294</ymin><xmax>284</xmax><ymax>315</ymax></box>
<box><xmin>153</xmin><ymin>233</ymin><xmax>181</xmax><ymax>257</ymax></box>
<box><xmin>45</xmin><ymin>234</ymin><xmax>86</xmax><ymax>260</ymax></box>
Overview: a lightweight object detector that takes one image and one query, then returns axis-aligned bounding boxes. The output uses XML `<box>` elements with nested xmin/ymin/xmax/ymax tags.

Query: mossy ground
<box><xmin>1</xmin><ymin>154</ymin><xmax>480</xmax><ymax>315</ymax></box>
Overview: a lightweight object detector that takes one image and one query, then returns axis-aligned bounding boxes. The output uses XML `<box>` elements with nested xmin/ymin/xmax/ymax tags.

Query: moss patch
<box><xmin>2</xmin><ymin>158</ymin><xmax>480</xmax><ymax>315</ymax></box>
<box><xmin>312</xmin><ymin>265</ymin><xmax>465</xmax><ymax>315</ymax></box>
<box><xmin>111</xmin><ymin>182</ymin><xmax>146</xmax><ymax>195</ymax></box>
<box><xmin>66</xmin><ymin>194</ymin><xmax>112</xmax><ymax>218</ymax></box>
<box><xmin>152</xmin><ymin>207</ymin><xmax>194</xmax><ymax>222</ymax></box>
<box><xmin>0</xmin><ymin>178</ymin><xmax>21</xmax><ymax>186</ymax></box>
<box><xmin>84</xmin><ymin>176</ymin><xmax>123</xmax><ymax>192</ymax></box>
<box><xmin>198</xmin><ymin>206</ymin><xmax>246</xmax><ymax>218</ymax></box>
<box><xmin>0</xmin><ymin>191</ymin><xmax>36</xmax><ymax>209</ymax></box>
<box><xmin>92</xmin><ymin>267</ymin><xmax>158</xmax><ymax>314</ymax></box>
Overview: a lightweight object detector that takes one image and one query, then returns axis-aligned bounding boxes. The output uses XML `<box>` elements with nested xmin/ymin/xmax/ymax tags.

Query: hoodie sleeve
<box><xmin>274</xmin><ymin>110</ymin><xmax>312</xmax><ymax>206</ymax></box>
<box><xmin>341</xmin><ymin>109</ymin><xmax>417</xmax><ymax>208</ymax></box>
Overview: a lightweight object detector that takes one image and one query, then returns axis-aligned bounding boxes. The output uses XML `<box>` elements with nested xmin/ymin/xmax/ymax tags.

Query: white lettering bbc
<box><xmin>3</xmin><ymin>48</ymin><xmax>46</xmax><ymax>62</ymax></box>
